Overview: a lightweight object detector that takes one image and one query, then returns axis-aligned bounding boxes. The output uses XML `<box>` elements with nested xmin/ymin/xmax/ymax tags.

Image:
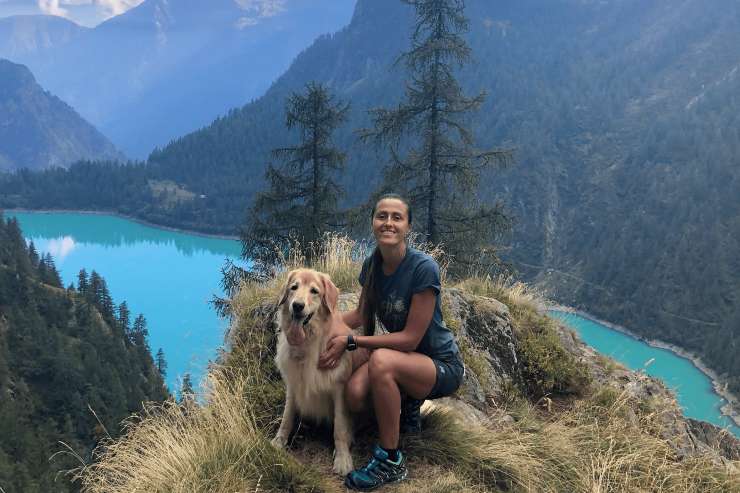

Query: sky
<box><xmin>0</xmin><ymin>0</ymin><xmax>145</xmax><ymax>27</ymax></box>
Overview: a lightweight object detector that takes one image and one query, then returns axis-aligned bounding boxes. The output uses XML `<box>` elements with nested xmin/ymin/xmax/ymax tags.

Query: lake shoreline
<box><xmin>550</xmin><ymin>304</ymin><xmax>740</xmax><ymax>428</ymax></box>
<box><xmin>4</xmin><ymin>208</ymin><xmax>240</xmax><ymax>241</ymax></box>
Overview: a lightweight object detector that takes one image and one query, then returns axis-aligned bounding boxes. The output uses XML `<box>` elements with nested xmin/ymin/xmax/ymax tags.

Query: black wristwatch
<box><xmin>346</xmin><ymin>334</ymin><xmax>358</xmax><ymax>352</ymax></box>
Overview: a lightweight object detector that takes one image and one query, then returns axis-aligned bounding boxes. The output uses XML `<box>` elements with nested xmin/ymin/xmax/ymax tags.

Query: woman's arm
<box><xmin>319</xmin><ymin>288</ymin><xmax>436</xmax><ymax>368</ymax></box>
<box><xmin>355</xmin><ymin>289</ymin><xmax>435</xmax><ymax>352</ymax></box>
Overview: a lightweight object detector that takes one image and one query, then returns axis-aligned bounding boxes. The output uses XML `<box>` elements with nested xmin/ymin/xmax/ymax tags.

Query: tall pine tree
<box><xmin>362</xmin><ymin>0</ymin><xmax>513</xmax><ymax>274</ymax></box>
<box><xmin>240</xmin><ymin>81</ymin><xmax>349</xmax><ymax>274</ymax></box>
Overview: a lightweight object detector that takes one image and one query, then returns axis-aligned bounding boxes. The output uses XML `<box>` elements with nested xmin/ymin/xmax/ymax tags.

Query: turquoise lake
<box><xmin>8</xmin><ymin>211</ymin><xmax>242</xmax><ymax>393</ymax></box>
<box><xmin>7</xmin><ymin>211</ymin><xmax>739</xmax><ymax>436</ymax></box>
<box><xmin>552</xmin><ymin>311</ymin><xmax>740</xmax><ymax>437</ymax></box>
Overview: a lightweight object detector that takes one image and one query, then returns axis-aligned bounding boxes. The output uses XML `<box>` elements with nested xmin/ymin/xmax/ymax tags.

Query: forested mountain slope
<box><xmin>0</xmin><ymin>59</ymin><xmax>122</xmax><ymax>171</ymax></box>
<box><xmin>0</xmin><ymin>213</ymin><xmax>168</xmax><ymax>492</ymax></box>
<box><xmin>2</xmin><ymin>0</ymin><xmax>739</xmax><ymax>396</ymax></box>
<box><xmin>146</xmin><ymin>0</ymin><xmax>740</xmax><ymax>395</ymax></box>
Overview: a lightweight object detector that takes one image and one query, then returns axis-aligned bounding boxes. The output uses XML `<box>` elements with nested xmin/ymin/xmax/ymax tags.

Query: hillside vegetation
<box><xmin>0</xmin><ymin>212</ymin><xmax>168</xmax><ymax>492</ymax></box>
<box><xmin>75</xmin><ymin>237</ymin><xmax>739</xmax><ymax>492</ymax></box>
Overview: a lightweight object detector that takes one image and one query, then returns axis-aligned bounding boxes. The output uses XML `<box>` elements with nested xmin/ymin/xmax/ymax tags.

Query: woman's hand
<box><xmin>318</xmin><ymin>335</ymin><xmax>348</xmax><ymax>370</ymax></box>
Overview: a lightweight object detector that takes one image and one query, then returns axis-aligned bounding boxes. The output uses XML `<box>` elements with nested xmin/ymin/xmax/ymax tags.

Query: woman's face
<box><xmin>372</xmin><ymin>198</ymin><xmax>411</xmax><ymax>247</ymax></box>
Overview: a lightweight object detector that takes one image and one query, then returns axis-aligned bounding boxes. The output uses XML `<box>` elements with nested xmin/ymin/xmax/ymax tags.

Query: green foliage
<box><xmin>240</xmin><ymin>82</ymin><xmax>350</xmax><ymax>277</ymax></box>
<box><xmin>361</xmin><ymin>0</ymin><xmax>512</xmax><ymax>275</ymax></box>
<box><xmin>0</xmin><ymin>211</ymin><xmax>168</xmax><ymax>492</ymax></box>
<box><xmin>513</xmin><ymin>310</ymin><xmax>591</xmax><ymax>397</ymax></box>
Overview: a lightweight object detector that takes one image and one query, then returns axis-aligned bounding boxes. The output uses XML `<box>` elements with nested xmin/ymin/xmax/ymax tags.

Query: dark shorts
<box><xmin>426</xmin><ymin>351</ymin><xmax>465</xmax><ymax>400</ymax></box>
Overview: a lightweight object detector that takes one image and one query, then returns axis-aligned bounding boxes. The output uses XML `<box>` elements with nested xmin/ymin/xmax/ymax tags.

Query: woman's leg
<box><xmin>367</xmin><ymin>349</ymin><xmax>436</xmax><ymax>449</ymax></box>
<box><xmin>345</xmin><ymin>348</ymin><xmax>371</xmax><ymax>413</ymax></box>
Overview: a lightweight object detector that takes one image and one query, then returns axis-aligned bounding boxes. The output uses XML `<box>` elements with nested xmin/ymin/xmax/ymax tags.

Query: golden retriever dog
<box><xmin>271</xmin><ymin>268</ymin><xmax>354</xmax><ymax>475</ymax></box>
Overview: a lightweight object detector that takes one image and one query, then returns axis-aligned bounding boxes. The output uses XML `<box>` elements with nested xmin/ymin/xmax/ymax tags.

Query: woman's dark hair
<box><xmin>361</xmin><ymin>194</ymin><xmax>412</xmax><ymax>335</ymax></box>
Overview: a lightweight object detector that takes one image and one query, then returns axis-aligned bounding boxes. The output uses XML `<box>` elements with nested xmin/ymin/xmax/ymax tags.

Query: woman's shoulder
<box><xmin>406</xmin><ymin>248</ymin><xmax>439</xmax><ymax>267</ymax></box>
<box><xmin>405</xmin><ymin>248</ymin><xmax>440</xmax><ymax>277</ymax></box>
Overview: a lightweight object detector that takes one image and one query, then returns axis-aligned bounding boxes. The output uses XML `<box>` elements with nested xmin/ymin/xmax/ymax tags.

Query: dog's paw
<box><xmin>271</xmin><ymin>434</ymin><xmax>288</xmax><ymax>449</ymax></box>
<box><xmin>332</xmin><ymin>451</ymin><xmax>354</xmax><ymax>476</ymax></box>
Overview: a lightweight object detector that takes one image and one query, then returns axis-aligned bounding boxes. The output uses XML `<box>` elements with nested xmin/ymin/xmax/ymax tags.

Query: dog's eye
<box><xmin>310</xmin><ymin>287</ymin><xmax>319</xmax><ymax>295</ymax></box>
<box><xmin>290</xmin><ymin>284</ymin><xmax>298</xmax><ymax>291</ymax></box>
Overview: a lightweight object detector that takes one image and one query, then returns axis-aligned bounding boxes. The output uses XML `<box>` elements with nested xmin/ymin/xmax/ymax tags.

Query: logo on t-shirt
<box><xmin>380</xmin><ymin>291</ymin><xmax>407</xmax><ymax>330</ymax></box>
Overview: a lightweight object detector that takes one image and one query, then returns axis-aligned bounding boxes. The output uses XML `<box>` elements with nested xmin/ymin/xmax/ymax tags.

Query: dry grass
<box><xmin>75</xmin><ymin>236</ymin><xmax>740</xmax><ymax>492</ymax></box>
<box><xmin>74</xmin><ymin>367</ymin><xmax>336</xmax><ymax>493</ymax></box>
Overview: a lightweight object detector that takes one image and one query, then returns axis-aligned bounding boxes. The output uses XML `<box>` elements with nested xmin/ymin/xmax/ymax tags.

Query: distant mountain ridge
<box><xmin>0</xmin><ymin>58</ymin><xmax>122</xmax><ymax>171</ymax></box>
<box><xmin>0</xmin><ymin>0</ymin><xmax>358</xmax><ymax>158</ymax></box>
<box><xmin>0</xmin><ymin>14</ymin><xmax>86</xmax><ymax>59</ymax></box>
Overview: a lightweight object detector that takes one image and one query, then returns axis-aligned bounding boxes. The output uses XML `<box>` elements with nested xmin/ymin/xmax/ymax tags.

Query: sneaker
<box><xmin>345</xmin><ymin>445</ymin><xmax>407</xmax><ymax>491</ymax></box>
<box><xmin>400</xmin><ymin>397</ymin><xmax>423</xmax><ymax>433</ymax></box>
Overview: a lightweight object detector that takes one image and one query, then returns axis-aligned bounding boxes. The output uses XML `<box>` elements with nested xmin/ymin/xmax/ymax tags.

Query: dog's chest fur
<box><xmin>275</xmin><ymin>316</ymin><xmax>351</xmax><ymax>420</ymax></box>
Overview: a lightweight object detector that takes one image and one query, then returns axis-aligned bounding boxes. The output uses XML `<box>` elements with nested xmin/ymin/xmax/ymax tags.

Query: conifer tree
<box><xmin>240</xmin><ymin>82</ymin><xmax>349</xmax><ymax>274</ymax></box>
<box><xmin>362</xmin><ymin>0</ymin><xmax>513</xmax><ymax>273</ymax></box>
<box><xmin>155</xmin><ymin>348</ymin><xmax>167</xmax><ymax>378</ymax></box>
<box><xmin>27</xmin><ymin>241</ymin><xmax>39</xmax><ymax>268</ymax></box>
<box><xmin>77</xmin><ymin>268</ymin><xmax>89</xmax><ymax>294</ymax></box>
<box><xmin>130</xmin><ymin>314</ymin><xmax>149</xmax><ymax>349</ymax></box>
<box><xmin>118</xmin><ymin>301</ymin><xmax>131</xmax><ymax>334</ymax></box>
<box><xmin>179</xmin><ymin>373</ymin><xmax>195</xmax><ymax>404</ymax></box>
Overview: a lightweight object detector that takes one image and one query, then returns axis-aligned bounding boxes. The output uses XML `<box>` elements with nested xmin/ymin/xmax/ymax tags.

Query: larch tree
<box><xmin>362</xmin><ymin>0</ymin><xmax>513</xmax><ymax>274</ymax></box>
<box><xmin>240</xmin><ymin>81</ymin><xmax>349</xmax><ymax>274</ymax></box>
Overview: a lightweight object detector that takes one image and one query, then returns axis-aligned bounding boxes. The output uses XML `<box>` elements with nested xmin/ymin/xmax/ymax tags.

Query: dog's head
<box><xmin>278</xmin><ymin>268</ymin><xmax>339</xmax><ymax>346</ymax></box>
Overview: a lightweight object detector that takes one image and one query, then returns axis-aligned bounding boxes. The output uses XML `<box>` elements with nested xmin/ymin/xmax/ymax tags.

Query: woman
<box><xmin>318</xmin><ymin>194</ymin><xmax>464</xmax><ymax>491</ymax></box>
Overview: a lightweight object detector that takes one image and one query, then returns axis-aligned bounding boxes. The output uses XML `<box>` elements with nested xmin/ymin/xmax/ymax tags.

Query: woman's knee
<box><xmin>345</xmin><ymin>378</ymin><xmax>367</xmax><ymax>412</ymax></box>
<box><xmin>368</xmin><ymin>348</ymin><xmax>397</xmax><ymax>379</ymax></box>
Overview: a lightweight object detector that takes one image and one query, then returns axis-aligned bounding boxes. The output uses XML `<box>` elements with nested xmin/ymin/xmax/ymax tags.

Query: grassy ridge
<box><xmin>75</xmin><ymin>237</ymin><xmax>740</xmax><ymax>492</ymax></box>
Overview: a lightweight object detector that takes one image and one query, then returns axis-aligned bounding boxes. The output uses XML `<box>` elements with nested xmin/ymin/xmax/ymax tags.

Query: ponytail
<box><xmin>361</xmin><ymin>247</ymin><xmax>383</xmax><ymax>336</ymax></box>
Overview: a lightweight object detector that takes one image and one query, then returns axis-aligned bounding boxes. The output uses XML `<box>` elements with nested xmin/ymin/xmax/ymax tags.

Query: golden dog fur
<box><xmin>271</xmin><ymin>268</ymin><xmax>354</xmax><ymax>475</ymax></box>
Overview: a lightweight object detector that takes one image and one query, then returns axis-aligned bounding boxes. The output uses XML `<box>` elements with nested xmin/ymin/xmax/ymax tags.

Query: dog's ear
<box><xmin>278</xmin><ymin>270</ymin><xmax>298</xmax><ymax>306</ymax></box>
<box><xmin>320</xmin><ymin>273</ymin><xmax>339</xmax><ymax>314</ymax></box>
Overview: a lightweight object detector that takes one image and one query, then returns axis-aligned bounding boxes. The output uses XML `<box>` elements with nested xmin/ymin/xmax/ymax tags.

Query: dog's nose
<box><xmin>292</xmin><ymin>301</ymin><xmax>305</xmax><ymax>314</ymax></box>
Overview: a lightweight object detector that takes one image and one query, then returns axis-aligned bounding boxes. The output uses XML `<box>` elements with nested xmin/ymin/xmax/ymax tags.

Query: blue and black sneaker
<box><xmin>345</xmin><ymin>445</ymin><xmax>407</xmax><ymax>491</ymax></box>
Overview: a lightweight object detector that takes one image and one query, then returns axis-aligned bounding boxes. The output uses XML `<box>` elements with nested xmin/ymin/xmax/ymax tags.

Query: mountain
<box><xmin>0</xmin><ymin>213</ymin><xmax>168</xmax><ymax>492</ymax></box>
<box><xmin>0</xmin><ymin>15</ymin><xmax>87</xmax><ymax>59</ymax></box>
<box><xmin>2</xmin><ymin>0</ymin><xmax>739</xmax><ymax>397</ymax></box>
<box><xmin>137</xmin><ymin>0</ymin><xmax>740</xmax><ymax>395</ymax></box>
<box><xmin>1</xmin><ymin>0</ymin><xmax>358</xmax><ymax>158</ymax></box>
<box><xmin>0</xmin><ymin>59</ymin><xmax>122</xmax><ymax>171</ymax></box>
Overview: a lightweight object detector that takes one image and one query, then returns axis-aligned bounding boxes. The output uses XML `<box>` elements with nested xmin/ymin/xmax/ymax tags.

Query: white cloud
<box><xmin>33</xmin><ymin>0</ymin><xmax>144</xmax><ymax>25</ymax></box>
<box><xmin>37</xmin><ymin>0</ymin><xmax>69</xmax><ymax>17</ymax></box>
<box><xmin>233</xmin><ymin>0</ymin><xmax>286</xmax><ymax>29</ymax></box>
<box><xmin>95</xmin><ymin>0</ymin><xmax>144</xmax><ymax>17</ymax></box>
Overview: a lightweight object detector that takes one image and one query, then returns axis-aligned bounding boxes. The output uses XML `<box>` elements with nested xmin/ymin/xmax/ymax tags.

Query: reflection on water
<box><xmin>9</xmin><ymin>211</ymin><xmax>243</xmax><ymax>392</ymax></box>
<box><xmin>46</xmin><ymin>236</ymin><xmax>77</xmax><ymax>260</ymax></box>
<box><xmin>10</xmin><ymin>211</ymin><xmax>238</xmax><ymax>257</ymax></box>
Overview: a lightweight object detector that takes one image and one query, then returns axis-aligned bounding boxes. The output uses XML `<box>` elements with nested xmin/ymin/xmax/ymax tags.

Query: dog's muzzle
<box><xmin>286</xmin><ymin>311</ymin><xmax>313</xmax><ymax>346</ymax></box>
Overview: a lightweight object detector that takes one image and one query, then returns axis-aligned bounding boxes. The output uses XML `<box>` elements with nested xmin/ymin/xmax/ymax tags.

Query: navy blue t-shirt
<box><xmin>359</xmin><ymin>248</ymin><xmax>459</xmax><ymax>359</ymax></box>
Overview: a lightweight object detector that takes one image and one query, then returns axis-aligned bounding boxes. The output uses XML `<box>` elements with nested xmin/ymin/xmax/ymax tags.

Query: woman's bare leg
<box><xmin>367</xmin><ymin>349</ymin><xmax>436</xmax><ymax>449</ymax></box>
<box><xmin>345</xmin><ymin>348</ymin><xmax>371</xmax><ymax>413</ymax></box>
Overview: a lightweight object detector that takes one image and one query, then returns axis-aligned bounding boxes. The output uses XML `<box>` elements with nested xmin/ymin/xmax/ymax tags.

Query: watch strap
<box><xmin>347</xmin><ymin>334</ymin><xmax>358</xmax><ymax>351</ymax></box>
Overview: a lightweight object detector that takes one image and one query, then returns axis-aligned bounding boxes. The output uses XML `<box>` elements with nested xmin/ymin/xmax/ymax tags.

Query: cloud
<box><xmin>33</xmin><ymin>0</ymin><xmax>144</xmax><ymax>25</ymax></box>
<box><xmin>37</xmin><ymin>0</ymin><xmax>69</xmax><ymax>17</ymax></box>
<box><xmin>95</xmin><ymin>0</ymin><xmax>143</xmax><ymax>17</ymax></box>
<box><xmin>233</xmin><ymin>0</ymin><xmax>286</xmax><ymax>29</ymax></box>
